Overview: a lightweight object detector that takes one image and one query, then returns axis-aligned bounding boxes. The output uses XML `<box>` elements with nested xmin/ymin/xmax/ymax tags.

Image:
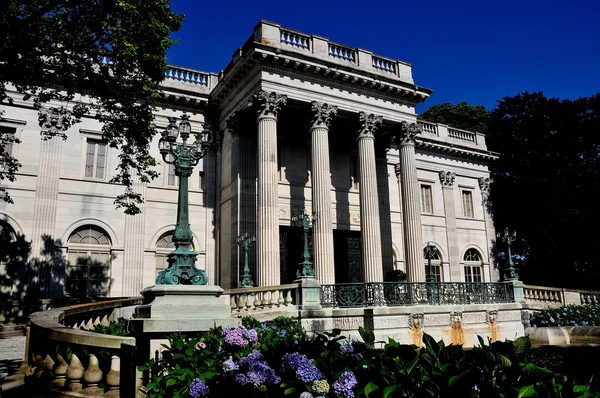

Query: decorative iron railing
<box><xmin>321</xmin><ymin>282</ymin><xmax>515</xmax><ymax>308</ymax></box>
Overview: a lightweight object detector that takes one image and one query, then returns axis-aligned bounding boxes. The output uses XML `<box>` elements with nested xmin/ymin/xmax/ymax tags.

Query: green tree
<box><xmin>418</xmin><ymin>101</ymin><xmax>490</xmax><ymax>133</ymax></box>
<box><xmin>0</xmin><ymin>0</ymin><xmax>183</xmax><ymax>214</ymax></box>
<box><xmin>487</xmin><ymin>91</ymin><xmax>600</xmax><ymax>288</ymax></box>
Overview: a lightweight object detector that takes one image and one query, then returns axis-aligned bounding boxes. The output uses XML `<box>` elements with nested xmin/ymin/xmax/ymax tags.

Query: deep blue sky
<box><xmin>167</xmin><ymin>0</ymin><xmax>600</xmax><ymax>113</ymax></box>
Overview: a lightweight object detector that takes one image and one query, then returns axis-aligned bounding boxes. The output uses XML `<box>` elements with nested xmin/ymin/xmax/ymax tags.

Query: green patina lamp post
<box><xmin>156</xmin><ymin>114</ymin><xmax>213</xmax><ymax>285</ymax></box>
<box><xmin>424</xmin><ymin>243</ymin><xmax>438</xmax><ymax>304</ymax></box>
<box><xmin>499</xmin><ymin>227</ymin><xmax>518</xmax><ymax>281</ymax></box>
<box><xmin>236</xmin><ymin>233</ymin><xmax>256</xmax><ymax>287</ymax></box>
<box><xmin>292</xmin><ymin>208</ymin><xmax>315</xmax><ymax>278</ymax></box>
<box><xmin>424</xmin><ymin>243</ymin><xmax>438</xmax><ymax>283</ymax></box>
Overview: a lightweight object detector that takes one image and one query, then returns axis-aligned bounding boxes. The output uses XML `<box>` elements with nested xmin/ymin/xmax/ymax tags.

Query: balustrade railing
<box><xmin>448</xmin><ymin>127</ymin><xmax>477</xmax><ymax>143</ymax></box>
<box><xmin>165</xmin><ymin>66</ymin><xmax>209</xmax><ymax>86</ymax></box>
<box><xmin>372</xmin><ymin>55</ymin><xmax>397</xmax><ymax>74</ymax></box>
<box><xmin>280</xmin><ymin>29</ymin><xmax>310</xmax><ymax>50</ymax></box>
<box><xmin>417</xmin><ymin>121</ymin><xmax>439</xmax><ymax>136</ymax></box>
<box><xmin>328</xmin><ymin>43</ymin><xmax>357</xmax><ymax>63</ymax></box>
<box><xmin>321</xmin><ymin>282</ymin><xmax>515</xmax><ymax>308</ymax></box>
<box><xmin>228</xmin><ymin>283</ymin><xmax>298</xmax><ymax>312</ymax></box>
<box><xmin>26</xmin><ymin>297</ymin><xmax>142</xmax><ymax>397</ymax></box>
<box><xmin>523</xmin><ymin>285</ymin><xmax>563</xmax><ymax>304</ymax></box>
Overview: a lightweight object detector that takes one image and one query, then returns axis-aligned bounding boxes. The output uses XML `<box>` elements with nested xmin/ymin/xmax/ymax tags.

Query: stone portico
<box><xmin>0</xmin><ymin>20</ymin><xmax>498</xmax><ymax>299</ymax></box>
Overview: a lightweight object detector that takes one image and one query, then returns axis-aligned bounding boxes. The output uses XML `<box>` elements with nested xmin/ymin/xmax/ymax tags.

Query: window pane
<box><xmin>95</xmin><ymin>142</ymin><xmax>106</xmax><ymax>178</ymax></box>
<box><xmin>420</xmin><ymin>185</ymin><xmax>432</xmax><ymax>213</ymax></box>
<box><xmin>85</xmin><ymin>142</ymin><xmax>95</xmax><ymax>177</ymax></box>
<box><xmin>168</xmin><ymin>163</ymin><xmax>177</xmax><ymax>186</ymax></box>
<box><xmin>462</xmin><ymin>191</ymin><xmax>474</xmax><ymax>218</ymax></box>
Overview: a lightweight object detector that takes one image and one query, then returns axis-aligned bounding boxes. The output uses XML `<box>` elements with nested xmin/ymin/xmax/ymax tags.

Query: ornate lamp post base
<box><xmin>297</xmin><ymin>260</ymin><xmax>316</xmax><ymax>278</ymax></box>
<box><xmin>156</xmin><ymin>246</ymin><xmax>208</xmax><ymax>285</ymax></box>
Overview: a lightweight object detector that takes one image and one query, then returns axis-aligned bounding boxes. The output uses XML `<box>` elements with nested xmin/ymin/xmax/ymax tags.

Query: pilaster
<box><xmin>478</xmin><ymin>177</ymin><xmax>498</xmax><ymax>282</ymax></box>
<box><xmin>31</xmin><ymin>128</ymin><xmax>63</xmax><ymax>298</ymax></box>
<box><xmin>122</xmin><ymin>172</ymin><xmax>147</xmax><ymax>296</ymax></box>
<box><xmin>357</xmin><ymin>112</ymin><xmax>383</xmax><ymax>282</ymax></box>
<box><xmin>439</xmin><ymin>171</ymin><xmax>460</xmax><ymax>281</ymax></box>
<box><xmin>251</xmin><ymin>91</ymin><xmax>287</xmax><ymax>286</ymax></box>
<box><xmin>310</xmin><ymin>102</ymin><xmax>337</xmax><ymax>284</ymax></box>
<box><xmin>395</xmin><ymin>122</ymin><xmax>425</xmax><ymax>282</ymax></box>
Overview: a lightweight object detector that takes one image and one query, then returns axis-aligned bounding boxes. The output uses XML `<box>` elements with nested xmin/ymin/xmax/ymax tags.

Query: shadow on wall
<box><xmin>0</xmin><ymin>222</ymin><xmax>114</xmax><ymax>322</ymax></box>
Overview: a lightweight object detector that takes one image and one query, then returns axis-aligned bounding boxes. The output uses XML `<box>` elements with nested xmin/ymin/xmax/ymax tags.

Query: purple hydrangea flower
<box><xmin>223</xmin><ymin>326</ymin><xmax>258</xmax><ymax>348</ymax></box>
<box><xmin>280</xmin><ymin>329</ymin><xmax>287</xmax><ymax>337</ymax></box>
<box><xmin>189</xmin><ymin>378</ymin><xmax>209</xmax><ymax>397</ymax></box>
<box><xmin>333</xmin><ymin>371</ymin><xmax>357</xmax><ymax>398</ymax></box>
<box><xmin>223</xmin><ymin>356</ymin><xmax>238</xmax><ymax>371</ymax></box>
<box><xmin>234</xmin><ymin>350</ymin><xmax>280</xmax><ymax>389</ymax></box>
<box><xmin>282</xmin><ymin>352</ymin><xmax>322</xmax><ymax>383</ymax></box>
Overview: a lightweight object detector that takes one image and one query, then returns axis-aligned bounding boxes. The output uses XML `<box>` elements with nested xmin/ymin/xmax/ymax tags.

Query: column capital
<box><xmin>395</xmin><ymin>121</ymin><xmax>422</xmax><ymax>146</ymax></box>
<box><xmin>226</xmin><ymin>113</ymin><xmax>239</xmax><ymax>138</ymax></box>
<box><xmin>357</xmin><ymin>112</ymin><xmax>382</xmax><ymax>140</ymax></box>
<box><xmin>311</xmin><ymin>102</ymin><xmax>337</xmax><ymax>129</ymax></box>
<box><xmin>439</xmin><ymin>171</ymin><xmax>456</xmax><ymax>187</ymax></box>
<box><xmin>478</xmin><ymin>177</ymin><xmax>492</xmax><ymax>194</ymax></box>
<box><xmin>249</xmin><ymin>90</ymin><xmax>287</xmax><ymax>120</ymax></box>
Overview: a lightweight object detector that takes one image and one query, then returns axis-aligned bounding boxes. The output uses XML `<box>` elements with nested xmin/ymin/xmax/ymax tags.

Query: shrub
<box><xmin>529</xmin><ymin>304</ymin><xmax>600</xmax><ymax>327</ymax></box>
<box><xmin>140</xmin><ymin>317</ymin><xmax>596</xmax><ymax>398</ymax></box>
<box><xmin>86</xmin><ymin>317</ymin><xmax>129</xmax><ymax>336</ymax></box>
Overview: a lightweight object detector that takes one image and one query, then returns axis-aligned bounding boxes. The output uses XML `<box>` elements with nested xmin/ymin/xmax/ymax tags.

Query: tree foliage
<box><xmin>487</xmin><ymin>92</ymin><xmax>600</xmax><ymax>288</ymax></box>
<box><xmin>418</xmin><ymin>101</ymin><xmax>490</xmax><ymax>133</ymax></box>
<box><xmin>0</xmin><ymin>0</ymin><xmax>183</xmax><ymax>214</ymax></box>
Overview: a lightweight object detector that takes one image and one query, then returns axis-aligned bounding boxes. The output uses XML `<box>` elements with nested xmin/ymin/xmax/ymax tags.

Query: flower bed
<box><xmin>529</xmin><ymin>304</ymin><xmax>600</xmax><ymax>327</ymax></box>
<box><xmin>141</xmin><ymin>316</ymin><xmax>596</xmax><ymax>397</ymax></box>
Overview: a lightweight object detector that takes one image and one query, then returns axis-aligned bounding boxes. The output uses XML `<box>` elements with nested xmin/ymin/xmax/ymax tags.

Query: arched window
<box><xmin>423</xmin><ymin>248</ymin><xmax>443</xmax><ymax>282</ymax></box>
<box><xmin>0</xmin><ymin>221</ymin><xmax>17</xmax><ymax>295</ymax></box>
<box><xmin>464</xmin><ymin>248</ymin><xmax>483</xmax><ymax>282</ymax></box>
<box><xmin>155</xmin><ymin>232</ymin><xmax>194</xmax><ymax>276</ymax></box>
<box><xmin>66</xmin><ymin>226</ymin><xmax>111</xmax><ymax>297</ymax></box>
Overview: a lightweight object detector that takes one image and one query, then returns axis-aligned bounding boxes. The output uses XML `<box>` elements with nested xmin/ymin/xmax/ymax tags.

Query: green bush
<box><xmin>85</xmin><ymin>317</ymin><xmax>129</xmax><ymax>336</ymax></box>
<box><xmin>140</xmin><ymin>316</ymin><xmax>596</xmax><ymax>398</ymax></box>
<box><xmin>529</xmin><ymin>304</ymin><xmax>600</xmax><ymax>327</ymax></box>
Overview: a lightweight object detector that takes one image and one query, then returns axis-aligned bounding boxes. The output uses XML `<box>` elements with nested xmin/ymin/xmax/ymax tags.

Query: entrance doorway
<box><xmin>333</xmin><ymin>229</ymin><xmax>362</xmax><ymax>283</ymax></box>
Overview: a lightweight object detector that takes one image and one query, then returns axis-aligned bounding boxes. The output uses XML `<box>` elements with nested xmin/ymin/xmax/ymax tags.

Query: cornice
<box><xmin>415</xmin><ymin>138</ymin><xmax>499</xmax><ymax>162</ymax></box>
<box><xmin>210</xmin><ymin>47</ymin><xmax>429</xmax><ymax>108</ymax></box>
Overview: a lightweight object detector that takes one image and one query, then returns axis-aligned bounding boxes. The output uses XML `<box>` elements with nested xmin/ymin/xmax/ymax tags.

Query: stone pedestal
<box><xmin>294</xmin><ymin>278</ymin><xmax>322</xmax><ymax>311</ymax></box>
<box><xmin>130</xmin><ymin>285</ymin><xmax>238</xmax><ymax>333</ymax></box>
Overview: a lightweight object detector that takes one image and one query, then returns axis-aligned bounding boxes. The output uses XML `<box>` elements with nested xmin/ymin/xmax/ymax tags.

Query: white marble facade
<box><xmin>0</xmin><ymin>21</ymin><xmax>499</xmax><ymax>299</ymax></box>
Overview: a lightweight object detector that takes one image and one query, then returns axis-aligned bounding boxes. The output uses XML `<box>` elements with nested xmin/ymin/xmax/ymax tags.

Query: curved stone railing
<box><xmin>23</xmin><ymin>297</ymin><xmax>142</xmax><ymax>397</ymax></box>
<box><xmin>524</xmin><ymin>284</ymin><xmax>564</xmax><ymax>304</ymax></box>
<box><xmin>227</xmin><ymin>284</ymin><xmax>298</xmax><ymax>313</ymax></box>
<box><xmin>523</xmin><ymin>284</ymin><xmax>600</xmax><ymax>307</ymax></box>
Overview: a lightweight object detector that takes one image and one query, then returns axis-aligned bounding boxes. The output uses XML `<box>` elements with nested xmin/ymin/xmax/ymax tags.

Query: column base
<box><xmin>294</xmin><ymin>278</ymin><xmax>322</xmax><ymax>311</ymax></box>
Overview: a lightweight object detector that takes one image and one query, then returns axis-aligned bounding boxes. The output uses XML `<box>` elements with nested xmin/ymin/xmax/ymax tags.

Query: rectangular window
<box><xmin>168</xmin><ymin>163</ymin><xmax>177</xmax><ymax>186</ymax></box>
<box><xmin>464</xmin><ymin>266</ymin><xmax>482</xmax><ymax>282</ymax></box>
<box><xmin>351</xmin><ymin>156</ymin><xmax>359</xmax><ymax>189</ymax></box>
<box><xmin>462</xmin><ymin>190</ymin><xmax>474</xmax><ymax>218</ymax></box>
<box><xmin>199</xmin><ymin>171</ymin><xmax>205</xmax><ymax>191</ymax></box>
<box><xmin>85</xmin><ymin>140</ymin><xmax>107</xmax><ymax>179</ymax></box>
<box><xmin>420</xmin><ymin>185</ymin><xmax>433</xmax><ymax>214</ymax></box>
<box><xmin>0</xmin><ymin>126</ymin><xmax>16</xmax><ymax>165</ymax></box>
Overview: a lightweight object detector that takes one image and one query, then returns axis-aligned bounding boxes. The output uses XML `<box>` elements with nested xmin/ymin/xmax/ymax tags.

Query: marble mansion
<box><xmin>0</xmin><ymin>21</ymin><xmax>499</xmax><ymax>300</ymax></box>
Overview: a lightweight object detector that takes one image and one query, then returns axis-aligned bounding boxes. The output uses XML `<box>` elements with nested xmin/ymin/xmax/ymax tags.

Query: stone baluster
<box><xmin>84</xmin><ymin>354</ymin><xmax>103</xmax><ymax>393</ymax></box>
<box><xmin>53</xmin><ymin>354</ymin><xmax>68</xmax><ymax>387</ymax></box>
<box><xmin>230</xmin><ymin>296</ymin><xmax>236</xmax><ymax>311</ymax></box>
<box><xmin>285</xmin><ymin>290</ymin><xmax>293</xmax><ymax>305</ymax></box>
<box><xmin>106</xmin><ymin>355</ymin><xmax>120</xmax><ymax>396</ymax></box>
<box><xmin>42</xmin><ymin>354</ymin><xmax>55</xmax><ymax>382</ymax></box>
<box><xmin>395</xmin><ymin>122</ymin><xmax>425</xmax><ymax>282</ymax></box>
<box><xmin>251</xmin><ymin>90</ymin><xmax>287</xmax><ymax>287</ymax></box>
<box><xmin>66</xmin><ymin>354</ymin><xmax>84</xmax><ymax>391</ymax></box>
<box><xmin>310</xmin><ymin>102</ymin><xmax>337</xmax><ymax>284</ymax></box>
<box><xmin>357</xmin><ymin>112</ymin><xmax>384</xmax><ymax>282</ymax></box>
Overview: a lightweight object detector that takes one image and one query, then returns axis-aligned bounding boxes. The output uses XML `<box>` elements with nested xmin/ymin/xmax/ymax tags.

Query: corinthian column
<box><xmin>357</xmin><ymin>112</ymin><xmax>383</xmax><ymax>282</ymax></box>
<box><xmin>250</xmin><ymin>90</ymin><xmax>287</xmax><ymax>286</ymax></box>
<box><xmin>310</xmin><ymin>102</ymin><xmax>337</xmax><ymax>284</ymax></box>
<box><xmin>479</xmin><ymin>177</ymin><xmax>498</xmax><ymax>281</ymax></box>
<box><xmin>395</xmin><ymin>122</ymin><xmax>425</xmax><ymax>282</ymax></box>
